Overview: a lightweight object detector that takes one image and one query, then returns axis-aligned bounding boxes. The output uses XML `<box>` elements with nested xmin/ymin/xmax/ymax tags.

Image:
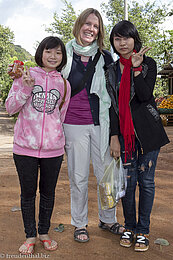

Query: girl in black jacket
<box><xmin>106</xmin><ymin>20</ymin><xmax>169</xmax><ymax>252</ymax></box>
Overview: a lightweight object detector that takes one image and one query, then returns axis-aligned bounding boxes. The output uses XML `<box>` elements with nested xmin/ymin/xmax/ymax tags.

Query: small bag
<box><xmin>99</xmin><ymin>158</ymin><xmax>127</xmax><ymax>210</ymax></box>
<box><xmin>71</xmin><ymin>50</ymin><xmax>101</xmax><ymax>97</ymax></box>
<box><xmin>59</xmin><ymin>78</ymin><xmax>67</xmax><ymax>111</ymax></box>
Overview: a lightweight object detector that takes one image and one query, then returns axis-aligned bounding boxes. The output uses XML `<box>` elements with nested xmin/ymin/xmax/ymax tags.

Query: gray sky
<box><xmin>0</xmin><ymin>0</ymin><xmax>172</xmax><ymax>55</ymax></box>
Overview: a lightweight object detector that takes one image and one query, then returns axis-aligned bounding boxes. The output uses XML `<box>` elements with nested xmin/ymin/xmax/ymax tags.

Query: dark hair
<box><xmin>35</xmin><ymin>36</ymin><xmax>67</xmax><ymax>72</ymax></box>
<box><xmin>110</xmin><ymin>20</ymin><xmax>142</xmax><ymax>55</ymax></box>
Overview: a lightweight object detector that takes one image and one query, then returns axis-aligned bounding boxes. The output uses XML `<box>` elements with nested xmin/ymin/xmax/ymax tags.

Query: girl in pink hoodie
<box><xmin>5</xmin><ymin>36</ymin><xmax>71</xmax><ymax>255</ymax></box>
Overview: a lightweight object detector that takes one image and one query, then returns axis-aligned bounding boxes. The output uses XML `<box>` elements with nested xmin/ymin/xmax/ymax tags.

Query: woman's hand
<box><xmin>110</xmin><ymin>135</ymin><xmax>121</xmax><ymax>160</ymax></box>
<box><xmin>22</xmin><ymin>67</ymin><xmax>35</xmax><ymax>88</ymax></box>
<box><xmin>131</xmin><ymin>47</ymin><xmax>152</xmax><ymax>68</ymax></box>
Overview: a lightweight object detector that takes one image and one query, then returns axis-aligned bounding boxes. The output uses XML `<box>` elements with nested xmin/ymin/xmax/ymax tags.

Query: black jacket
<box><xmin>105</xmin><ymin>56</ymin><xmax>170</xmax><ymax>154</ymax></box>
<box><xmin>67</xmin><ymin>50</ymin><xmax>113</xmax><ymax>125</ymax></box>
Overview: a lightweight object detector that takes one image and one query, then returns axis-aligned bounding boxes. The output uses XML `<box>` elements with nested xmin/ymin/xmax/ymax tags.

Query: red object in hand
<box><xmin>13</xmin><ymin>60</ymin><xmax>24</xmax><ymax>65</ymax></box>
<box><xmin>8</xmin><ymin>60</ymin><xmax>24</xmax><ymax>78</ymax></box>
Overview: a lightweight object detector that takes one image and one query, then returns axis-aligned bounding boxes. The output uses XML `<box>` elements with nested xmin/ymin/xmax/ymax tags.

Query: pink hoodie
<box><xmin>5</xmin><ymin>67</ymin><xmax>71</xmax><ymax>158</ymax></box>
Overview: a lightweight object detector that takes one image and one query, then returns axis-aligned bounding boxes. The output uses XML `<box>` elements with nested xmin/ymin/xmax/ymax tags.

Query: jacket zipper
<box><xmin>129</xmin><ymin>75</ymin><xmax>143</xmax><ymax>154</ymax></box>
<box><xmin>38</xmin><ymin>72</ymin><xmax>48</xmax><ymax>157</ymax></box>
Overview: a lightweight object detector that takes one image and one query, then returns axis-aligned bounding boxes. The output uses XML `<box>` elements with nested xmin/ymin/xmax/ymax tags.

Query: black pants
<box><xmin>13</xmin><ymin>154</ymin><xmax>63</xmax><ymax>238</ymax></box>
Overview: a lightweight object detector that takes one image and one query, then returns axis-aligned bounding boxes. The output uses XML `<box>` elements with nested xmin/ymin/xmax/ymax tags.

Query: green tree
<box><xmin>0</xmin><ymin>25</ymin><xmax>14</xmax><ymax>77</ymax></box>
<box><xmin>0</xmin><ymin>24</ymin><xmax>35</xmax><ymax>103</ymax></box>
<box><xmin>154</xmin><ymin>77</ymin><xmax>169</xmax><ymax>98</ymax></box>
<box><xmin>101</xmin><ymin>0</ymin><xmax>172</xmax><ymax>97</ymax></box>
<box><xmin>45</xmin><ymin>0</ymin><xmax>77</xmax><ymax>45</ymax></box>
<box><xmin>101</xmin><ymin>0</ymin><xmax>172</xmax><ymax>64</ymax></box>
<box><xmin>24</xmin><ymin>60</ymin><xmax>37</xmax><ymax>69</ymax></box>
<box><xmin>13</xmin><ymin>45</ymin><xmax>34</xmax><ymax>62</ymax></box>
<box><xmin>46</xmin><ymin>0</ymin><xmax>111</xmax><ymax>50</ymax></box>
<box><xmin>0</xmin><ymin>25</ymin><xmax>14</xmax><ymax>103</ymax></box>
<box><xmin>46</xmin><ymin>0</ymin><xmax>172</xmax><ymax>97</ymax></box>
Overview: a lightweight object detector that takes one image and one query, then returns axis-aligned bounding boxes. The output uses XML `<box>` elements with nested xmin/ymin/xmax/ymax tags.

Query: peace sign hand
<box><xmin>21</xmin><ymin>66</ymin><xmax>35</xmax><ymax>88</ymax></box>
<box><xmin>131</xmin><ymin>47</ymin><xmax>152</xmax><ymax>68</ymax></box>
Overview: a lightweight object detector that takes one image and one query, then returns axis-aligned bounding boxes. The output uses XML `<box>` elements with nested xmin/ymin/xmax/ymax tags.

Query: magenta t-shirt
<box><xmin>64</xmin><ymin>88</ymin><xmax>93</xmax><ymax>125</ymax></box>
<box><xmin>64</xmin><ymin>61</ymin><xmax>93</xmax><ymax>125</ymax></box>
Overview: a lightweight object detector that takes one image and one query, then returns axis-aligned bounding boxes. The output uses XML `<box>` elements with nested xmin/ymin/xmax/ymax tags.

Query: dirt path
<box><xmin>0</xmin><ymin>105</ymin><xmax>173</xmax><ymax>260</ymax></box>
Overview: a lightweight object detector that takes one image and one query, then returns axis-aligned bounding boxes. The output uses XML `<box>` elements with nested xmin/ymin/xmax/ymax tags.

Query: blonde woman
<box><xmin>62</xmin><ymin>8</ymin><xmax>124</xmax><ymax>242</ymax></box>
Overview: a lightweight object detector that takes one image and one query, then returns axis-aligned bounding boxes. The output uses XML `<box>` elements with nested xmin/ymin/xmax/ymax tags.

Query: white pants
<box><xmin>64</xmin><ymin>124</ymin><xmax>117</xmax><ymax>228</ymax></box>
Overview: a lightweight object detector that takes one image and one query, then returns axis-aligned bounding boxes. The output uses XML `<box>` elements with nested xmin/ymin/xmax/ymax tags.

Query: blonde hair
<box><xmin>73</xmin><ymin>8</ymin><xmax>105</xmax><ymax>51</ymax></box>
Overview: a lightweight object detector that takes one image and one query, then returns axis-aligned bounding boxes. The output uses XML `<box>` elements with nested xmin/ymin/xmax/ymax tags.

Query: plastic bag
<box><xmin>99</xmin><ymin>158</ymin><xmax>127</xmax><ymax>210</ymax></box>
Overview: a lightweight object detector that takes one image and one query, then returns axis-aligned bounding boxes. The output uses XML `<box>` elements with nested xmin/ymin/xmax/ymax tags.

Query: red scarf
<box><xmin>119</xmin><ymin>54</ymin><xmax>135</xmax><ymax>162</ymax></box>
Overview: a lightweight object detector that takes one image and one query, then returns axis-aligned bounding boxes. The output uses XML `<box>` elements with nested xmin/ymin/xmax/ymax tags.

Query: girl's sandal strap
<box><xmin>120</xmin><ymin>230</ymin><xmax>134</xmax><ymax>248</ymax></box>
<box><xmin>19</xmin><ymin>242</ymin><xmax>35</xmax><ymax>255</ymax></box>
<box><xmin>134</xmin><ymin>234</ymin><xmax>149</xmax><ymax>252</ymax></box>
<box><xmin>40</xmin><ymin>239</ymin><xmax>58</xmax><ymax>251</ymax></box>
